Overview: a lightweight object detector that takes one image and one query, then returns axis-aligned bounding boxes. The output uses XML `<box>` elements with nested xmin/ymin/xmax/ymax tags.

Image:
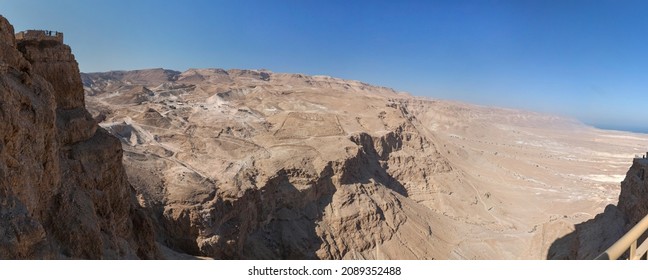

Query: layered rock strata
<box><xmin>85</xmin><ymin>66</ymin><xmax>647</xmax><ymax>259</ymax></box>
<box><xmin>0</xmin><ymin>16</ymin><xmax>157</xmax><ymax>259</ymax></box>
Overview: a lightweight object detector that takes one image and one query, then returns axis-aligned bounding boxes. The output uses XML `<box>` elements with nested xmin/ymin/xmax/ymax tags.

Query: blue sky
<box><xmin>2</xmin><ymin>1</ymin><xmax>648</xmax><ymax>132</ymax></box>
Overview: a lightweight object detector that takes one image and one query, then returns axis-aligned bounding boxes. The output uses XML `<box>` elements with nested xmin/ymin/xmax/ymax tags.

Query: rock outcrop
<box><xmin>5</xmin><ymin>14</ymin><xmax>644</xmax><ymax>260</ymax></box>
<box><xmin>547</xmin><ymin>158</ymin><xmax>648</xmax><ymax>259</ymax></box>
<box><xmin>617</xmin><ymin>159</ymin><xmax>648</xmax><ymax>225</ymax></box>
<box><xmin>85</xmin><ymin>66</ymin><xmax>647</xmax><ymax>259</ymax></box>
<box><xmin>0</xmin><ymin>16</ymin><xmax>157</xmax><ymax>259</ymax></box>
<box><xmin>83</xmin><ymin>68</ymin><xmax>461</xmax><ymax>259</ymax></box>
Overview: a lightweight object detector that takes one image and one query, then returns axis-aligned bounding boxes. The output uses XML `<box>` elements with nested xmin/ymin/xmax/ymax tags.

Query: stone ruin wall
<box><xmin>15</xmin><ymin>30</ymin><xmax>63</xmax><ymax>43</ymax></box>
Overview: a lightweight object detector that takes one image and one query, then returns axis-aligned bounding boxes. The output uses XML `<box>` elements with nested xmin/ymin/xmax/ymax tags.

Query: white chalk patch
<box><xmin>583</xmin><ymin>174</ymin><xmax>625</xmax><ymax>183</ymax></box>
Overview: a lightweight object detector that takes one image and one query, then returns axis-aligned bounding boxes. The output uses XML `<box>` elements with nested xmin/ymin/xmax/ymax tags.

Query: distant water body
<box><xmin>591</xmin><ymin>124</ymin><xmax>648</xmax><ymax>134</ymax></box>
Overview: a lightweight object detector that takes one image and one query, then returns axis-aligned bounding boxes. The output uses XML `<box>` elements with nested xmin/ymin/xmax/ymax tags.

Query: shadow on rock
<box><xmin>547</xmin><ymin>205</ymin><xmax>626</xmax><ymax>260</ymax></box>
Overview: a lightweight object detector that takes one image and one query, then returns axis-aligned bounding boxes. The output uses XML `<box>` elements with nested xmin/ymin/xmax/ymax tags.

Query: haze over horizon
<box><xmin>3</xmin><ymin>7</ymin><xmax>648</xmax><ymax>263</ymax></box>
<box><xmin>2</xmin><ymin>0</ymin><xmax>648</xmax><ymax>132</ymax></box>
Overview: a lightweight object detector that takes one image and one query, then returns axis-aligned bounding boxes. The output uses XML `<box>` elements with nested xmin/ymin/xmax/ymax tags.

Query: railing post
<box><xmin>596</xmin><ymin>213</ymin><xmax>648</xmax><ymax>260</ymax></box>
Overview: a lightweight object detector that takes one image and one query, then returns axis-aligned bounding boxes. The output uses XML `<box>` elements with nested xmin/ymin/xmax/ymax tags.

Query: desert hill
<box><xmin>83</xmin><ymin>67</ymin><xmax>648</xmax><ymax>259</ymax></box>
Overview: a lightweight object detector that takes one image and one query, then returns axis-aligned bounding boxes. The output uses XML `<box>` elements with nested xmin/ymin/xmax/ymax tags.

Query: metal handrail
<box><xmin>596</xmin><ymin>213</ymin><xmax>648</xmax><ymax>260</ymax></box>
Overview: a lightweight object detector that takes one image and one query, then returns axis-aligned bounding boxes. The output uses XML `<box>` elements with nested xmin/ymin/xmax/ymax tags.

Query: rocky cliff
<box><xmin>84</xmin><ymin>64</ymin><xmax>646</xmax><ymax>259</ymax></box>
<box><xmin>83</xmin><ymin>67</ymin><xmax>461</xmax><ymax>259</ymax></box>
<box><xmin>0</xmin><ymin>16</ymin><xmax>157</xmax><ymax>259</ymax></box>
<box><xmin>547</xmin><ymin>158</ymin><xmax>648</xmax><ymax>259</ymax></box>
<box><xmin>4</xmin><ymin>15</ymin><xmax>644</xmax><ymax>260</ymax></box>
<box><xmin>617</xmin><ymin>159</ymin><xmax>648</xmax><ymax>225</ymax></box>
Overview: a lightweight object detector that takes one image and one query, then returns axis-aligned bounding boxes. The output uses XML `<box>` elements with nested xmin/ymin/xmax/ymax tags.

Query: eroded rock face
<box><xmin>617</xmin><ymin>159</ymin><xmax>648</xmax><ymax>224</ymax></box>
<box><xmin>17</xmin><ymin>34</ymin><xmax>84</xmax><ymax>110</ymax></box>
<box><xmin>84</xmin><ymin>68</ymin><xmax>462</xmax><ymax>259</ymax></box>
<box><xmin>547</xmin><ymin>159</ymin><xmax>648</xmax><ymax>259</ymax></box>
<box><xmin>0</xmin><ymin>16</ymin><xmax>157</xmax><ymax>259</ymax></box>
<box><xmin>85</xmin><ymin>65</ymin><xmax>648</xmax><ymax>259</ymax></box>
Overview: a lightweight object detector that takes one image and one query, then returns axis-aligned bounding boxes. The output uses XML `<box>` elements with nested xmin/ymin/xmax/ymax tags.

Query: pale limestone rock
<box><xmin>85</xmin><ymin>66</ymin><xmax>648</xmax><ymax>259</ymax></box>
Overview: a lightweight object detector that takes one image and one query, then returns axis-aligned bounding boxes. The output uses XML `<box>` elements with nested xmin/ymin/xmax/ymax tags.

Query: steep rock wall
<box><xmin>617</xmin><ymin>159</ymin><xmax>648</xmax><ymax>224</ymax></box>
<box><xmin>130</xmin><ymin>113</ymin><xmax>456</xmax><ymax>259</ymax></box>
<box><xmin>0</xmin><ymin>16</ymin><xmax>157</xmax><ymax>259</ymax></box>
<box><xmin>547</xmin><ymin>159</ymin><xmax>648</xmax><ymax>259</ymax></box>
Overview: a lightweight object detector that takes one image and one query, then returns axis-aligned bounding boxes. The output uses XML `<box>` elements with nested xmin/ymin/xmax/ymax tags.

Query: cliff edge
<box><xmin>0</xmin><ymin>16</ymin><xmax>157</xmax><ymax>259</ymax></box>
<box><xmin>547</xmin><ymin>157</ymin><xmax>648</xmax><ymax>259</ymax></box>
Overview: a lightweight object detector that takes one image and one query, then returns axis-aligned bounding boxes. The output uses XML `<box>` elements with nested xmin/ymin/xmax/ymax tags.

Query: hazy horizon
<box><xmin>2</xmin><ymin>0</ymin><xmax>648</xmax><ymax>133</ymax></box>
